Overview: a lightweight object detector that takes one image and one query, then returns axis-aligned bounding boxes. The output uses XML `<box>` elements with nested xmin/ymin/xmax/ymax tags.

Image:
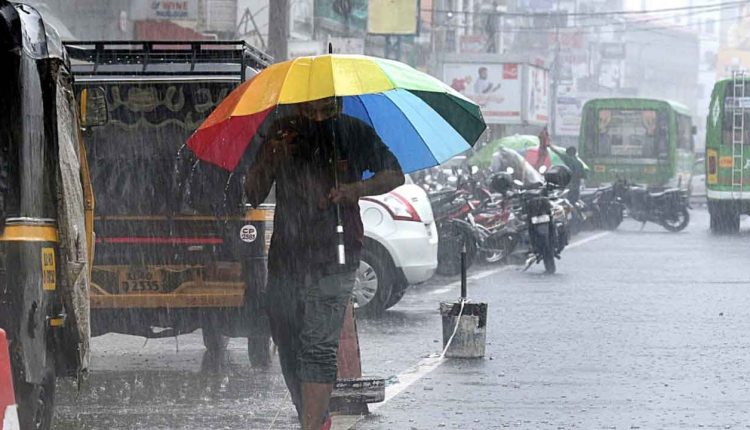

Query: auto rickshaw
<box><xmin>0</xmin><ymin>3</ymin><xmax>102</xmax><ymax>428</ymax></box>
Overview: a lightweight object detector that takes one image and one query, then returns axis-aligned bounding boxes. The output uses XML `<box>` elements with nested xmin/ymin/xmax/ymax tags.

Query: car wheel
<box><xmin>353</xmin><ymin>246</ymin><xmax>394</xmax><ymax>317</ymax></box>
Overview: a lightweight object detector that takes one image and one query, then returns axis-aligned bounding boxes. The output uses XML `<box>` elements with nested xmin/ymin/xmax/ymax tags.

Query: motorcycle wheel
<box><xmin>541</xmin><ymin>239</ymin><xmax>556</xmax><ymax>274</ymax></box>
<box><xmin>661</xmin><ymin>207</ymin><xmax>690</xmax><ymax>232</ymax></box>
<box><xmin>482</xmin><ymin>233</ymin><xmax>519</xmax><ymax>264</ymax></box>
<box><xmin>601</xmin><ymin>205</ymin><xmax>624</xmax><ymax>230</ymax></box>
<box><xmin>436</xmin><ymin>223</ymin><xmax>476</xmax><ymax>276</ymax></box>
<box><xmin>530</xmin><ymin>225</ymin><xmax>556</xmax><ymax>274</ymax></box>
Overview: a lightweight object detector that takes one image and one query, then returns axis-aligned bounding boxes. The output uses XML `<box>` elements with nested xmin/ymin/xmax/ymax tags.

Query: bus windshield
<box><xmin>593</xmin><ymin>109</ymin><xmax>668</xmax><ymax>159</ymax></box>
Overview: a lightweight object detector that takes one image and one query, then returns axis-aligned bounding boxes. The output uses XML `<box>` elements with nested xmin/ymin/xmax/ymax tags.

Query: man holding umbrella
<box><xmin>186</xmin><ymin>51</ymin><xmax>486</xmax><ymax>429</ymax></box>
<box><xmin>245</xmin><ymin>96</ymin><xmax>404</xmax><ymax>430</ymax></box>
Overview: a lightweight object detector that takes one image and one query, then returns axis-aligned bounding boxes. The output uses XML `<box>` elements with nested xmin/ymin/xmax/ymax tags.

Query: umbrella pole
<box><xmin>332</xmin><ymin>116</ymin><xmax>346</xmax><ymax>266</ymax></box>
<box><xmin>326</xmin><ymin>42</ymin><xmax>345</xmax><ymax>266</ymax></box>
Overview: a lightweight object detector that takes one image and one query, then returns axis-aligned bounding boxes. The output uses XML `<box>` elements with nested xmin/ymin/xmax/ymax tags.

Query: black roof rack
<box><xmin>62</xmin><ymin>40</ymin><xmax>272</xmax><ymax>79</ymax></box>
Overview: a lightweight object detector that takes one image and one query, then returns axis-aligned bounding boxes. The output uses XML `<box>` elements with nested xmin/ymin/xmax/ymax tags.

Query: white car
<box><xmin>354</xmin><ymin>179</ymin><xmax>438</xmax><ymax>315</ymax></box>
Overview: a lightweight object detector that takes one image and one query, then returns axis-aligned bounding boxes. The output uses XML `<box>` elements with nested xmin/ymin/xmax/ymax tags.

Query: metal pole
<box><xmin>460</xmin><ymin>242</ymin><xmax>467</xmax><ymax>299</ymax></box>
<box><xmin>268</xmin><ymin>0</ymin><xmax>289</xmax><ymax>61</ymax></box>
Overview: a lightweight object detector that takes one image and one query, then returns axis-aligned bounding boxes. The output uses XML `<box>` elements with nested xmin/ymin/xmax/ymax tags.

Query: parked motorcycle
<box><xmin>430</xmin><ymin>187</ymin><xmax>479</xmax><ymax>276</ymax></box>
<box><xmin>490</xmin><ymin>165</ymin><xmax>572</xmax><ymax>274</ymax></box>
<box><xmin>430</xmin><ymin>165</ymin><xmax>519</xmax><ymax>274</ymax></box>
<box><xmin>613</xmin><ymin>180</ymin><xmax>690</xmax><ymax>232</ymax></box>
<box><xmin>576</xmin><ymin>185</ymin><xmax>625</xmax><ymax>231</ymax></box>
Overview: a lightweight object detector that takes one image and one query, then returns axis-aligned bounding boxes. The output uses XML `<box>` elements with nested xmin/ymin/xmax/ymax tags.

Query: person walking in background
<box><xmin>550</xmin><ymin>144</ymin><xmax>586</xmax><ymax>203</ymax></box>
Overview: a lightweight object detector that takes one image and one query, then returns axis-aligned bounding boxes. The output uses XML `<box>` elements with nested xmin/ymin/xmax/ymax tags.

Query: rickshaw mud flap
<box><xmin>55</xmin><ymin>66</ymin><xmax>92</xmax><ymax>375</ymax></box>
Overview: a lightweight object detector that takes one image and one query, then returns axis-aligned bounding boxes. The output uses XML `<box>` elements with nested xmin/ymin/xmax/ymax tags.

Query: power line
<box><xmin>426</xmin><ymin>2</ymin><xmax>741</xmax><ymax>35</ymax></box>
<box><xmin>422</xmin><ymin>0</ymin><xmax>750</xmax><ymax>18</ymax></box>
<box><xmin>494</xmin><ymin>14</ymin><xmax>742</xmax><ymax>36</ymax></box>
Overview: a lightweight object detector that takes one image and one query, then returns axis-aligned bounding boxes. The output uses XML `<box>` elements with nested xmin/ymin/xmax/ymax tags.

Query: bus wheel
<box><xmin>709</xmin><ymin>202</ymin><xmax>740</xmax><ymax>234</ymax></box>
<box><xmin>15</xmin><ymin>363</ymin><xmax>56</xmax><ymax>430</ymax></box>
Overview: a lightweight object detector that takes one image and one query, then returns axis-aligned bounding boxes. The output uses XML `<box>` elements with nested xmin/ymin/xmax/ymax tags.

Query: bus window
<box><xmin>722</xmin><ymin>84</ymin><xmax>750</xmax><ymax>145</ymax></box>
<box><xmin>596</xmin><ymin>109</ymin><xmax>667</xmax><ymax>158</ymax></box>
<box><xmin>676</xmin><ymin>115</ymin><xmax>693</xmax><ymax>151</ymax></box>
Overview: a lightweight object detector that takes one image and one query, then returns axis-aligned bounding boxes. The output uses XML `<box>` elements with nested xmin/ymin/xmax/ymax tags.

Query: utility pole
<box><xmin>551</xmin><ymin>1</ymin><xmax>562</xmax><ymax>139</ymax></box>
<box><xmin>268</xmin><ymin>0</ymin><xmax>289</xmax><ymax>61</ymax></box>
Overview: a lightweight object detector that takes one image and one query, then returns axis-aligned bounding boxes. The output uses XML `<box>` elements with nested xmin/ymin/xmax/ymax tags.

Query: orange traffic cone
<box><xmin>0</xmin><ymin>329</ymin><xmax>19</xmax><ymax>430</ymax></box>
<box><xmin>331</xmin><ymin>302</ymin><xmax>384</xmax><ymax>415</ymax></box>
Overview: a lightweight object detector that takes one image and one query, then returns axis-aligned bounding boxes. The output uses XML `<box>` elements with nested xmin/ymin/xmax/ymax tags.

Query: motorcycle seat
<box><xmin>648</xmin><ymin>188</ymin><xmax>680</xmax><ymax>199</ymax></box>
<box><xmin>429</xmin><ymin>190</ymin><xmax>459</xmax><ymax>207</ymax></box>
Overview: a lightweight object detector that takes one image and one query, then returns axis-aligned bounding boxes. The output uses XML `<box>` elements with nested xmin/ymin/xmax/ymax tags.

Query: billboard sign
<box><xmin>443</xmin><ymin>62</ymin><xmax>550</xmax><ymax>125</ymax></box>
<box><xmin>444</xmin><ymin>63</ymin><xmax>522</xmax><ymax>124</ymax></box>
<box><xmin>368</xmin><ymin>0</ymin><xmax>418</xmax><ymax>35</ymax></box>
<box><xmin>526</xmin><ymin>64</ymin><xmax>550</xmax><ymax>125</ymax></box>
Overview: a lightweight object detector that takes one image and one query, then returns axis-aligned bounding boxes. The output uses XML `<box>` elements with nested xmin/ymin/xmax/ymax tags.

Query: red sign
<box><xmin>503</xmin><ymin>64</ymin><xmax>518</xmax><ymax>80</ymax></box>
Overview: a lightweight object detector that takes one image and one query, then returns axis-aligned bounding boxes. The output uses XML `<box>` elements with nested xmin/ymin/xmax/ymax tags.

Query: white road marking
<box><xmin>565</xmin><ymin>231</ymin><xmax>610</xmax><ymax>249</ymax></box>
<box><xmin>427</xmin><ymin>232</ymin><xmax>610</xmax><ymax>296</ymax></box>
<box><xmin>368</xmin><ymin>354</ymin><xmax>444</xmax><ymax>413</ymax></box>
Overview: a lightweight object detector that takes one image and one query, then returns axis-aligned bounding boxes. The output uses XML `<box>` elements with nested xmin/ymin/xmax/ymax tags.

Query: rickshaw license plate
<box><xmin>119</xmin><ymin>268</ymin><xmax>163</xmax><ymax>294</ymax></box>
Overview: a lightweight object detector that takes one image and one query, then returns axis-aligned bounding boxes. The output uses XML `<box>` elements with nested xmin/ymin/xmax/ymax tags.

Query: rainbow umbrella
<box><xmin>187</xmin><ymin>54</ymin><xmax>486</xmax><ymax>172</ymax></box>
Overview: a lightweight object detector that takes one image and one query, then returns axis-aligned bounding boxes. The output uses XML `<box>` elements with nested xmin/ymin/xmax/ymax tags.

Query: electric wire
<box><xmin>422</xmin><ymin>0</ymin><xmax>750</xmax><ymax>18</ymax></box>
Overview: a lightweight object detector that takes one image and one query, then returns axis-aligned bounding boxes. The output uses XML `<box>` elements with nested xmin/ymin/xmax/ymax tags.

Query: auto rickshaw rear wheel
<box><xmin>14</xmin><ymin>362</ymin><xmax>56</xmax><ymax>430</ymax></box>
<box><xmin>202</xmin><ymin>325</ymin><xmax>229</xmax><ymax>352</ymax></box>
<box><xmin>247</xmin><ymin>333</ymin><xmax>272</xmax><ymax>367</ymax></box>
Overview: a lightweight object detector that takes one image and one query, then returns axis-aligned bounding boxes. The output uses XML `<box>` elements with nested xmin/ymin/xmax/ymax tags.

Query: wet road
<box><xmin>53</xmin><ymin>207</ymin><xmax>750</xmax><ymax>429</ymax></box>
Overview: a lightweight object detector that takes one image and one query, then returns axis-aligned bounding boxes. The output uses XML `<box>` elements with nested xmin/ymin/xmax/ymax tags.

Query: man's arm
<box><xmin>329</xmin><ymin>121</ymin><xmax>404</xmax><ymax>205</ymax></box>
<box><xmin>245</xmin><ymin>133</ymin><xmax>295</xmax><ymax>207</ymax></box>
<box><xmin>330</xmin><ymin>169</ymin><xmax>404</xmax><ymax>205</ymax></box>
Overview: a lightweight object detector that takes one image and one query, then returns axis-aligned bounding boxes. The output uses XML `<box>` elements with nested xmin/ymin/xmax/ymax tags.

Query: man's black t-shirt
<box><xmin>251</xmin><ymin>115</ymin><xmax>400</xmax><ymax>279</ymax></box>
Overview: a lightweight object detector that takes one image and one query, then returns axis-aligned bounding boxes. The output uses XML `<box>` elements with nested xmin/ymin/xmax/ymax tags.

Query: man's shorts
<box><xmin>266</xmin><ymin>270</ymin><xmax>356</xmax><ymax>384</ymax></box>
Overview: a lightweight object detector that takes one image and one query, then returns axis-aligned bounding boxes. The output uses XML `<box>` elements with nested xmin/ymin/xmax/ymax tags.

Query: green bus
<box><xmin>579</xmin><ymin>98</ymin><xmax>696</xmax><ymax>188</ymax></box>
<box><xmin>705</xmin><ymin>76</ymin><xmax>750</xmax><ymax>232</ymax></box>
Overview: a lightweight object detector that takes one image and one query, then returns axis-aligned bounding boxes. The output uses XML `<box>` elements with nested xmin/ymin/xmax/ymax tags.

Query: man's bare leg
<box><xmin>301</xmin><ymin>382</ymin><xmax>333</xmax><ymax>430</ymax></box>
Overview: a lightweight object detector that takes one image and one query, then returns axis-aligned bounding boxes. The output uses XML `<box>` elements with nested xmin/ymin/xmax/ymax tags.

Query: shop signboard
<box><xmin>130</xmin><ymin>0</ymin><xmax>198</xmax><ymax>21</ymax></box>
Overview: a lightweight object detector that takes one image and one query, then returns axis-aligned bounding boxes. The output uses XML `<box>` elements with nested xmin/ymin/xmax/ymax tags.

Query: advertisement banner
<box><xmin>555</xmin><ymin>96</ymin><xmax>583</xmax><ymax>136</ymax></box>
<box><xmin>443</xmin><ymin>63</ymin><xmax>522</xmax><ymax>124</ymax></box>
<box><xmin>130</xmin><ymin>0</ymin><xmax>198</xmax><ymax>21</ymax></box>
<box><xmin>526</xmin><ymin>65</ymin><xmax>550</xmax><ymax>125</ymax></box>
<box><xmin>368</xmin><ymin>0</ymin><xmax>418</xmax><ymax>35</ymax></box>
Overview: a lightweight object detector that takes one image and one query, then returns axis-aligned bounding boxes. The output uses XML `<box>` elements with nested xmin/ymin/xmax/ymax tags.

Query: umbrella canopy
<box><xmin>187</xmin><ymin>54</ymin><xmax>486</xmax><ymax>172</ymax></box>
<box><xmin>470</xmin><ymin>135</ymin><xmax>538</xmax><ymax>168</ymax></box>
<box><xmin>470</xmin><ymin>134</ymin><xmax>588</xmax><ymax>171</ymax></box>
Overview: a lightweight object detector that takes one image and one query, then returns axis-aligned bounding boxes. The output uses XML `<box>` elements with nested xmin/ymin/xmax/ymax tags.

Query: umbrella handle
<box><xmin>337</xmin><ymin>224</ymin><xmax>346</xmax><ymax>265</ymax></box>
